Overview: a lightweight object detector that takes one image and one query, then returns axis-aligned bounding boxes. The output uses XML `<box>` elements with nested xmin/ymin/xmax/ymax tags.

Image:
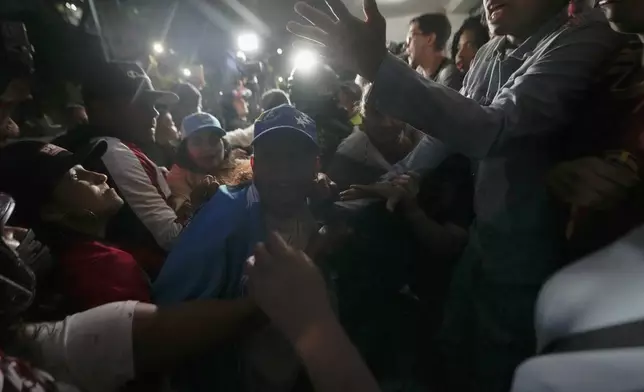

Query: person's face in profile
<box><xmin>98</xmin><ymin>97</ymin><xmax>159</xmax><ymax>144</ymax></box>
<box><xmin>599</xmin><ymin>0</ymin><xmax>644</xmax><ymax>34</ymax></box>
<box><xmin>46</xmin><ymin>165</ymin><xmax>124</xmax><ymax>221</ymax></box>
<box><xmin>456</xmin><ymin>29</ymin><xmax>481</xmax><ymax>73</ymax></box>
<box><xmin>406</xmin><ymin>22</ymin><xmax>433</xmax><ymax>69</ymax></box>
<box><xmin>155</xmin><ymin>112</ymin><xmax>179</xmax><ymax>145</ymax></box>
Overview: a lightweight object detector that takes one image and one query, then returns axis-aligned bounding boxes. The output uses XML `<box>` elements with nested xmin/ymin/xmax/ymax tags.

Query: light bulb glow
<box><xmin>293</xmin><ymin>50</ymin><xmax>318</xmax><ymax>71</ymax></box>
<box><xmin>237</xmin><ymin>33</ymin><xmax>259</xmax><ymax>52</ymax></box>
<box><xmin>152</xmin><ymin>42</ymin><xmax>165</xmax><ymax>54</ymax></box>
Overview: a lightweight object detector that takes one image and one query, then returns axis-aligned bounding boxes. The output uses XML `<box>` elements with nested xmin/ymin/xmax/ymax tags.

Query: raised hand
<box><xmin>287</xmin><ymin>0</ymin><xmax>388</xmax><ymax>81</ymax></box>
<box><xmin>189</xmin><ymin>175</ymin><xmax>220</xmax><ymax>209</ymax></box>
<box><xmin>247</xmin><ymin>232</ymin><xmax>333</xmax><ymax>340</ymax></box>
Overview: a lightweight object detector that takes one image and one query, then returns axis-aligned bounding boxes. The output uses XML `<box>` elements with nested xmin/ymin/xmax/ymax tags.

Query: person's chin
<box><xmin>603</xmin><ymin>12</ymin><xmax>643</xmax><ymax>34</ymax></box>
<box><xmin>488</xmin><ymin>23</ymin><xmax>509</xmax><ymax>37</ymax></box>
<box><xmin>106</xmin><ymin>190</ymin><xmax>124</xmax><ymax>209</ymax></box>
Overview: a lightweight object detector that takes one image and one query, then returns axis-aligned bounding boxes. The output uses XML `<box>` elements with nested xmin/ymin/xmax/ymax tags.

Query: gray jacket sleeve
<box><xmin>436</xmin><ymin>62</ymin><xmax>464</xmax><ymax>92</ymax></box>
<box><xmin>384</xmin><ymin>135</ymin><xmax>451</xmax><ymax>179</ymax></box>
<box><xmin>370</xmin><ymin>19</ymin><xmax>620</xmax><ymax>160</ymax></box>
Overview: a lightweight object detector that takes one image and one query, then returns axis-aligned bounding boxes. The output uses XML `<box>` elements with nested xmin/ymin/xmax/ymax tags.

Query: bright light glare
<box><xmin>70</xmin><ymin>3</ymin><xmax>78</xmax><ymax>11</ymax></box>
<box><xmin>237</xmin><ymin>33</ymin><xmax>259</xmax><ymax>52</ymax></box>
<box><xmin>182</xmin><ymin>68</ymin><xmax>192</xmax><ymax>77</ymax></box>
<box><xmin>236</xmin><ymin>51</ymin><xmax>247</xmax><ymax>61</ymax></box>
<box><xmin>219</xmin><ymin>91</ymin><xmax>224</xmax><ymax>96</ymax></box>
<box><xmin>152</xmin><ymin>42</ymin><xmax>165</xmax><ymax>54</ymax></box>
<box><xmin>277</xmin><ymin>76</ymin><xmax>284</xmax><ymax>83</ymax></box>
<box><xmin>293</xmin><ymin>50</ymin><xmax>318</xmax><ymax>71</ymax></box>
<box><xmin>277</xmin><ymin>48</ymin><xmax>283</xmax><ymax>55</ymax></box>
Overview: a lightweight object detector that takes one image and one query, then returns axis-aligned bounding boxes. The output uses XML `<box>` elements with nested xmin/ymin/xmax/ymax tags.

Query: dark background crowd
<box><xmin>0</xmin><ymin>0</ymin><xmax>642</xmax><ymax>391</ymax></box>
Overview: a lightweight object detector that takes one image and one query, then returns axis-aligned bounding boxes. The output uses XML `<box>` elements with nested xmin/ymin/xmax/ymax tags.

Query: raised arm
<box><xmin>248</xmin><ymin>233</ymin><xmax>381</xmax><ymax>392</ymax></box>
<box><xmin>370</xmin><ymin>17</ymin><xmax>620</xmax><ymax>159</ymax></box>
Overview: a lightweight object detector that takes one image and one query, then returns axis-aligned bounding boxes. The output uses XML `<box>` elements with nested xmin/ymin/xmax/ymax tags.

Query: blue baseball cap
<box><xmin>252</xmin><ymin>104</ymin><xmax>317</xmax><ymax>147</ymax></box>
<box><xmin>181</xmin><ymin>112</ymin><xmax>226</xmax><ymax>138</ymax></box>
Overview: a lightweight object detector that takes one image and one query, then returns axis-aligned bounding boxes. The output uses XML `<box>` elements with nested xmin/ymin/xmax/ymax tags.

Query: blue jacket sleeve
<box><xmin>152</xmin><ymin>187</ymin><xmax>248</xmax><ymax>304</ymax></box>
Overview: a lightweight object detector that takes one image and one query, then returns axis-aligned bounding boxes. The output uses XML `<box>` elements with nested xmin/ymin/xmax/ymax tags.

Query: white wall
<box><xmin>386</xmin><ymin>13</ymin><xmax>469</xmax><ymax>43</ymax></box>
<box><xmin>340</xmin><ymin>0</ymin><xmax>470</xmax><ymax>54</ymax></box>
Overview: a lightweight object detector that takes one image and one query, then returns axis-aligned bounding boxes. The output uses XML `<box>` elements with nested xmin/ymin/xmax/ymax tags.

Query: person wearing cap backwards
<box><xmin>0</xmin><ymin>140</ymin><xmax>151</xmax><ymax>311</ymax></box>
<box><xmin>153</xmin><ymin>104</ymin><xmax>322</xmax><ymax>391</ymax></box>
<box><xmin>53</xmin><ymin>62</ymin><xmax>217</xmax><ymax>276</ymax></box>
<box><xmin>166</xmin><ymin>112</ymin><xmax>253</xmax><ymax>210</ymax></box>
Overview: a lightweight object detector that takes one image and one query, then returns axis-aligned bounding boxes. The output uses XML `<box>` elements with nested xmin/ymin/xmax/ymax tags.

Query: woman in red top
<box><xmin>0</xmin><ymin>140</ymin><xmax>151</xmax><ymax>312</ymax></box>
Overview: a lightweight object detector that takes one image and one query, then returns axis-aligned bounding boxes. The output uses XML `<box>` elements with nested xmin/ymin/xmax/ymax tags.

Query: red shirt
<box><xmin>58</xmin><ymin>240</ymin><xmax>151</xmax><ymax>311</ymax></box>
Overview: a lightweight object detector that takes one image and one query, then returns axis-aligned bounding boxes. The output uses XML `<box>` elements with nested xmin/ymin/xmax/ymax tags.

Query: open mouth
<box><xmin>487</xmin><ymin>2</ymin><xmax>507</xmax><ymax>22</ymax></box>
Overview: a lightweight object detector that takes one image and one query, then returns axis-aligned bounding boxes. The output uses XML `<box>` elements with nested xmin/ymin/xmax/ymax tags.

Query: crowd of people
<box><xmin>0</xmin><ymin>0</ymin><xmax>642</xmax><ymax>391</ymax></box>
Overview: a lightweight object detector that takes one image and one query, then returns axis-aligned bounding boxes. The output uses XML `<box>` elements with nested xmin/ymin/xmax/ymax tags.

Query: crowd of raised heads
<box><xmin>0</xmin><ymin>0</ymin><xmax>643</xmax><ymax>391</ymax></box>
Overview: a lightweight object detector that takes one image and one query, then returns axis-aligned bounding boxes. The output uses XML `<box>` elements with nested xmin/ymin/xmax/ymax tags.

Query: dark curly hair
<box><xmin>450</xmin><ymin>16</ymin><xmax>490</xmax><ymax>61</ymax></box>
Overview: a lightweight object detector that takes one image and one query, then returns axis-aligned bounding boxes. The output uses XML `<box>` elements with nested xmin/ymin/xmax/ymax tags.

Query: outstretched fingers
<box><xmin>287</xmin><ymin>22</ymin><xmax>330</xmax><ymax>47</ymax></box>
<box><xmin>295</xmin><ymin>2</ymin><xmax>337</xmax><ymax>32</ymax></box>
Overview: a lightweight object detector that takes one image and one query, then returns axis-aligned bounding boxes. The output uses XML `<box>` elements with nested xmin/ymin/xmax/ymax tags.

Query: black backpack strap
<box><xmin>542</xmin><ymin>318</ymin><xmax>644</xmax><ymax>354</ymax></box>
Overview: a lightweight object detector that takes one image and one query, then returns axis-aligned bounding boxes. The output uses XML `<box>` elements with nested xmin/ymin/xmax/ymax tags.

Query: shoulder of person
<box><xmin>439</xmin><ymin>59</ymin><xmax>459</xmax><ymax>74</ymax></box>
<box><xmin>475</xmin><ymin>36</ymin><xmax>505</xmax><ymax>60</ymax></box>
<box><xmin>336</xmin><ymin>128</ymin><xmax>369</xmax><ymax>155</ymax></box>
<box><xmin>62</xmin><ymin>239</ymin><xmax>135</xmax><ymax>263</ymax></box>
<box><xmin>167</xmin><ymin>164</ymin><xmax>202</xmax><ymax>186</ymax></box>
<box><xmin>437</xmin><ymin>60</ymin><xmax>464</xmax><ymax>90</ymax></box>
<box><xmin>546</xmin><ymin>8</ymin><xmax>621</xmax><ymax>47</ymax></box>
<box><xmin>232</xmin><ymin>158</ymin><xmax>253</xmax><ymax>174</ymax></box>
<box><xmin>92</xmin><ymin>136</ymin><xmax>127</xmax><ymax>151</ymax></box>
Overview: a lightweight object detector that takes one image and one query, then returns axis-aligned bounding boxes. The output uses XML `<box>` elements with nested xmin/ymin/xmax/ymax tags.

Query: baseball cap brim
<box><xmin>137</xmin><ymin>90</ymin><xmax>180</xmax><ymax>106</ymax></box>
<box><xmin>73</xmin><ymin>139</ymin><xmax>108</xmax><ymax>168</ymax></box>
<box><xmin>252</xmin><ymin>126</ymin><xmax>317</xmax><ymax>147</ymax></box>
<box><xmin>191</xmin><ymin>125</ymin><xmax>227</xmax><ymax>138</ymax></box>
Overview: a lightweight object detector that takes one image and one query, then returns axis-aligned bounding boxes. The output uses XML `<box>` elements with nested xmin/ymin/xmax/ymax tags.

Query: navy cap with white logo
<box><xmin>252</xmin><ymin>104</ymin><xmax>317</xmax><ymax>147</ymax></box>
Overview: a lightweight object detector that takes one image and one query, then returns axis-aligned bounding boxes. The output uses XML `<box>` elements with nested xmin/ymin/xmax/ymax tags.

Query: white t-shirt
<box><xmin>511</xmin><ymin>226</ymin><xmax>644</xmax><ymax>392</ymax></box>
<box><xmin>12</xmin><ymin>301</ymin><xmax>137</xmax><ymax>392</ymax></box>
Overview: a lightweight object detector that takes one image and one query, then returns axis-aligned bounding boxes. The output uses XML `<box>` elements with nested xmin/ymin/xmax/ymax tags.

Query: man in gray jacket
<box><xmin>288</xmin><ymin>0</ymin><xmax>623</xmax><ymax>390</ymax></box>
